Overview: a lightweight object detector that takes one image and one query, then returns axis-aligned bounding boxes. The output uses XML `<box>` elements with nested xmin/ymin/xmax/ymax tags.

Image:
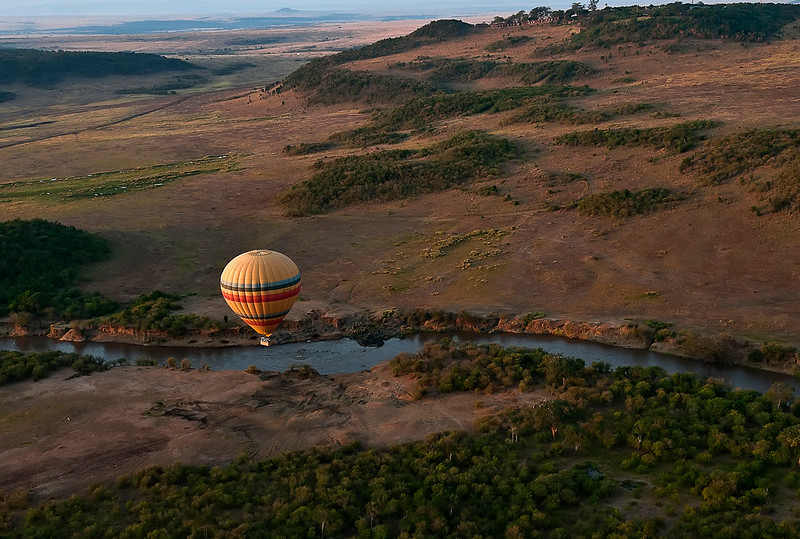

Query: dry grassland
<box><xmin>1</xmin><ymin>19</ymin><xmax>799</xmax><ymax>343</ymax></box>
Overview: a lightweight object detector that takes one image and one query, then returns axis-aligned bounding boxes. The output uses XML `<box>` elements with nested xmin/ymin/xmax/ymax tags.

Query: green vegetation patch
<box><xmin>9</xmin><ymin>339</ymin><xmax>800</xmax><ymax>537</ymax></box>
<box><xmin>102</xmin><ymin>290</ymin><xmax>223</xmax><ymax>338</ymax></box>
<box><xmin>0</xmin><ymin>219</ymin><xmax>116</xmax><ymax>318</ymax></box>
<box><xmin>0</xmin><ymin>49</ymin><xmax>200</xmax><ymax>87</ymax></box>
<box><xmin>569</xmin><ymin>3</ymin><xmax>800</xmax><ymax>49</ymax></box>
<box><xmin>283</xmin><ymin>66</ymin><xmax>439</xmax><ymax>105</ymax></box>
<box><xmin>390</xmin><ymin>58</ymin><xmax>594</xmax><ymax>85</ymax></box>
<box><xmin>0</xmin><ymin>154</ymin><xmax>237</xmax><ymax>203</ymax></box>
<box><xmin>0</xmin><ymin>350</ymin><xmax>112</xmax><ymax>385</ymax></box>
<box><xmin>516</xmin><ymin>61</ymin><xmax>595</xmax><ymax>85</ymax></box>
<box><xmin>278</xmin><ymin>131</ymin><xmax>521</xmax><ymax>216</ymax></box>
<box><xmin>371</xmin><ymin>85</ymin><xmax>594</xmax><ymax>133</ymax></box>
<box><xmin>507</xmin><ymin>94</ymin><xmax>606</xmax><ymax>125</ymax></box>
<box><xmin>681</xmin><ymin>128</ymin><xmax>800</xmax><ymax>214</ymax></box>
<box><xmin>556</xmin><ymin>120</ymin><xmax>715</xmax><ymax>153</ymax></box>
<box><xmin>681</xmin><ymin>128</ymin><xmax>800</xmax><ymax>184</ymax></box>
<box><xmin>574</xmin><ymin>187</ymin><xmax>680</xmax><ymax>218</ymax></box>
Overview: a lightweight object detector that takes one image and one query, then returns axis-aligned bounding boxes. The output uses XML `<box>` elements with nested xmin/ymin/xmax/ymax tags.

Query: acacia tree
<box><xmin>778</xmin><ymin>425</ymin><xmax>800</xmax><ymax>466</ymax></box>
<box><xmin>765</xmin><ymin>382</ymin><xmax>794</xmax><ymax>409</ymax></box>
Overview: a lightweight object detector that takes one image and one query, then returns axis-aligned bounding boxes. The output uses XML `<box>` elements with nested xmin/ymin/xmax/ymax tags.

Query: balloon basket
<box><xmin>259</xmin><ymin>336</ymin><xmax>271</xmax><ymax>347</ymax></box>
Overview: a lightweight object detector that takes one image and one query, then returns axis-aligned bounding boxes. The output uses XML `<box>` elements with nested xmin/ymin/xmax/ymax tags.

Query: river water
<box><xmin>1</xmin><ymin>333</ymin><xmax>797</xmax><ymax>393</ymax></box>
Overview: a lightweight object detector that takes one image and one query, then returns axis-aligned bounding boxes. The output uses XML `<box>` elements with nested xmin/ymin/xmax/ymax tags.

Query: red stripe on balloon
<box><xmin>222</xmin><ymin>287</ymin><xmax>300</xmax><ymax>303</ymax></box>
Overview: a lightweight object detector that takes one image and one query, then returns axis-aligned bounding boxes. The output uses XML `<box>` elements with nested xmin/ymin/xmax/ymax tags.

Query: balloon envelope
<box><xmin>220</xmin><ymin>250</ymin><xmax>301</xmax><ymax>339</ymax></box>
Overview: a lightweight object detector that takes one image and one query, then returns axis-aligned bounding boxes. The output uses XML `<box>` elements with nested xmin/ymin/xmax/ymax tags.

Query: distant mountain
<box><xmin>274</xmin><ymin>8</ymin><xmax>309</xmax><ymax>16</ymax></box>
<box><xmin>54</xmin><ymin>12</ymin><xmax>371</xmax><ymax>35</ymax></box>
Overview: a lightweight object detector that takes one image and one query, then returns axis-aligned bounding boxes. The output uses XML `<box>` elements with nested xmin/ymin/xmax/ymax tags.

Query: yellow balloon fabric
<box><xmin>220</xmin><ymin>250</ymin><xmax>301</xmax><ymax>338</ymax></box>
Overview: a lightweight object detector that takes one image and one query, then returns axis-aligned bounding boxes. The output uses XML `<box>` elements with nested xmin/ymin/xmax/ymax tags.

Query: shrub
<box><xmin>575</xmin><ymin>188</ymin><xmax>680</xmax><ymax>218</ymax></box>
<box><xmin>556</xmin><ymin>120</ymin><xmax>715</xmax><ymax>153</ymax></box>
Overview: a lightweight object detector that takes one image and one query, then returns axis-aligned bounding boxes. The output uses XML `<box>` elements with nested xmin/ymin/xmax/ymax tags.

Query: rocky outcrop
<box><xmin>499</xmin><ymin>318</ymin><xmax>654</xmax><ymax>349</ymax></box>
<box><xmin>59</xmin><ymin>328</ymin><xmax>87</xmax><ymax>342</ymax></box>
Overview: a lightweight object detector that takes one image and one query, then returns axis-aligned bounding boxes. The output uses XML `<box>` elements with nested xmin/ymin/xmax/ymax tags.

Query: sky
<box><xmin>0</xmin><ymin>1</ymin><xmax>547</xmax><ymax>18</ymax></box>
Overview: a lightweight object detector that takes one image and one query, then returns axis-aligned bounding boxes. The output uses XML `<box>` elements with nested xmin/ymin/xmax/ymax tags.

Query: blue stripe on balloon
<box><xmin>220</xmin><ymin>273</ymin><xmax>301</xmax><ymax>292</ymax></box>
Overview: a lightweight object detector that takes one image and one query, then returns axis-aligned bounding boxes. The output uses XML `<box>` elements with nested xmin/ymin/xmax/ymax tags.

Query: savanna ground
<box><xmin>2</xmin><ymin>15</ymin><xmax>800</xmax><ymax>498</ymax></box>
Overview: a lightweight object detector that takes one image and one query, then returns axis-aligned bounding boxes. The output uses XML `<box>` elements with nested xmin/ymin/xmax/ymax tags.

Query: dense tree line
<box><xmin>6</xmin><ymin>340</ymin><xmax>800</xmax><ymax>536</ymax></box>
<box><xmin>556</xmin><ymin>119</ymin><xmax>715</xmax><ymax>153</ymax></box>
<box><xmin>278</xmin><ymin>131</ymin><xmax>521</xmax><ymax>215</ymax></box>
<box><xmin>0</xmin><ymin>219</ymin><xmax>117</xmax><ymax>319</ymax></box>
<box><xmin>0</xmin><ymin>49</ymin><xmax>199</xmax><ymax>87</ymax></box>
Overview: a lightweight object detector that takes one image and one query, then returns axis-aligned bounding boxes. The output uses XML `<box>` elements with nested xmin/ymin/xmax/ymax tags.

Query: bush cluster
<box><xmin>556</xmin><ymin>120</ymin><xmax>715</xmax><ymax>153</ymax></box>
<box><xmin>278</xmin><ymin>131</ymin><xmax>521</xmax><ymax>215</ymax></box>
<box><xmin>0</xmin><ymin>350</ymin><xmax>111</xmax><ymax>385</ymax></box>
<box><xmin>102</xmin><ymin>290</ymin><xmax>222</xmax><ymax>338</ymax></box>
<box><xmin>391</xmin><ymin>340</ymin><xmax>552</xmax><ymax>394</ymax></box>
<box><xmin>365</xmin><ymin>85</ymin><xmax>594</xmax><ymax>136</ymax></box>
<box><xmin>681</xmin><ymin>128</ymin><xmax>800</xmax><ymax>184</ymax></box>
<box><xmin>574</xmin><ymin>187</ymin><xmax>679</xmax><ymax>219</ymax></box>
<box><xmin>390</xmin><ymin>58</ymin><xmax>594</xmax><ymax>85</ymax></box>
<box><xmin>284</xmin><ymin>67</ymin><xmax>439</xmax><ymax>106</ymax></box>
<box><xmin>681</xmin><ymin>128</ymin><xmax>800</xmax><ymax>214</ymax></box>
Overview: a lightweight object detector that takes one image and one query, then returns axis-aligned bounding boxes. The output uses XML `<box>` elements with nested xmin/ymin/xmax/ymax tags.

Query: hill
<box><xmin>2</xmin><ymin>9</ymin><xmax>800</xmax><ymax>345</ymax></box>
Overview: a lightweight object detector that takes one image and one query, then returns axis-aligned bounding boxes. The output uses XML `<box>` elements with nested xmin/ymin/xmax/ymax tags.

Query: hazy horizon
<box><xmin>4</xmin><ymin>0</ymin><xmax>792</xmax><ymax>19</ymax></box>
<box><xmin>2</xmin><ymin>1</ymin><xmax>549</xmax><ymax>19</ymax></box>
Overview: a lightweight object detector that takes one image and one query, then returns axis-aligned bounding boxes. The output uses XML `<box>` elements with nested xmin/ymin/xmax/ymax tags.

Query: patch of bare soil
<box><xmin>0</xmin><ymin>364</ymin><xmax>544</xmax><ymax>499</ymax></box>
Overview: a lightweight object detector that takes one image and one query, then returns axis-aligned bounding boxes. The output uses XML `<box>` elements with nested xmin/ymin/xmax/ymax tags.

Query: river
<box><xmin>2</xmin><ymin>332</ymin><xmax>798</xmax><ymax>393</ymax></box>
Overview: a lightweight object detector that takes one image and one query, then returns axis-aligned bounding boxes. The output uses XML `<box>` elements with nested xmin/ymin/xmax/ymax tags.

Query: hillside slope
<box><xmin>1</xmin><ymin>8</ymin><xmax>799</xmax><ymax>345</ymax></box>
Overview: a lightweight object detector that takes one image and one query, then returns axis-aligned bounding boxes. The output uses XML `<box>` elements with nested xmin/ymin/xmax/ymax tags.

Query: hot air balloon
<box><xmin>220</xmin><ymin>250</ymin><xmax>301</xmax><ymax>346</ymax></box>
